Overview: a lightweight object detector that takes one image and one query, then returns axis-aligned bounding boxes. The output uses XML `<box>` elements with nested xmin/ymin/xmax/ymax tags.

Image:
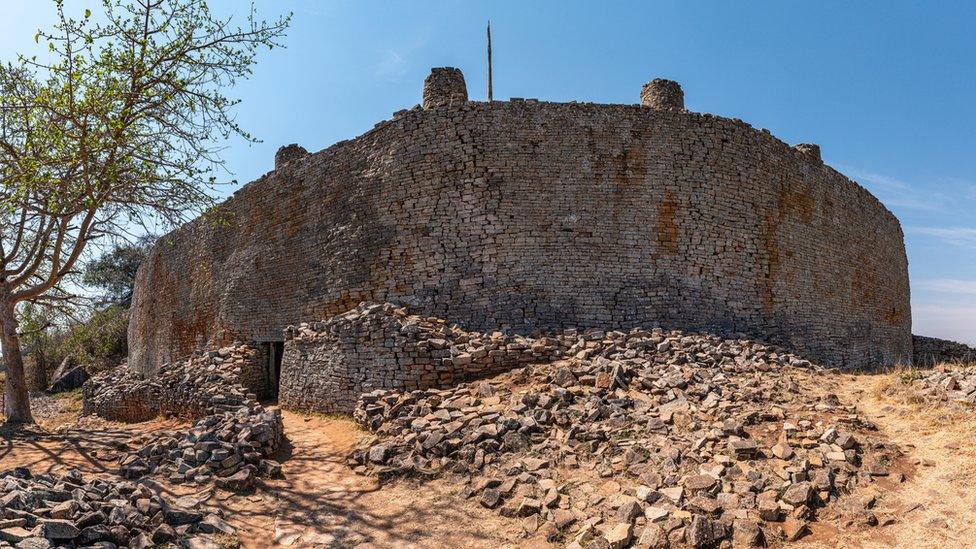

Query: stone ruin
<box><xmin>84</xmin><ymin>343</ymin><xmax>283</xmax><ymax>490</ymax></box>
<box><xmin>912</xmin><ymin>334</ymin><xmax>976</xmax><ymax>366</ymax></box>
<box><xmin>126</xmin><ymin>66</ymin><xmax>914</xmax><ymax>410</ymax></box>
<box><xmin>69</xmin><ymin>63</ymin><xmax>972</xmax><ymax>549</ymax></box>
<box><xmin>0</xmin><ymin>467</ymin><xmax>237</xmax><ymax>547</ymax></box>
<box><xmin>348</xmin><ymin>320</ymin><xmax>898</xmax><ymax>547</ymax></box>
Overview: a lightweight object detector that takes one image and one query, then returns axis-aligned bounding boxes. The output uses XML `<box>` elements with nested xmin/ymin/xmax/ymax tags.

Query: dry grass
<box><xmin>812</xmin><ymin>367</ymin><xmax>976</xmax><ymax>548</ymax></box>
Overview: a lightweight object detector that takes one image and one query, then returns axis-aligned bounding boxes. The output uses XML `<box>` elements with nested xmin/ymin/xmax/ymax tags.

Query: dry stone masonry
<box><xmin>640</xmin><ymin>79</ymin><xmax>684</xmax><ymax>111</ymax></box>
<box><xmin>128</xmin><ymin>66</ymin><xmax>913</xmax><ymax>399</ymax></box>
<box><xmin>279</xmin><ymin>301</ymin><xmax>569</xmax><ymax>413</ymax></box>
<box><xmin>83</xmin><ymin>343</ymin><xmax>283</xmax><ymax>490</ymax></box>
<box><xmin>912</xmin><ymin>335</ymin><xmax>976</xmax><ymax>367</ymax></box>
<box><xmin>83</xmin><ymin>343</ymin><xmax>265</xmax><ymax>422</ymax></box>
<box><xmin>349</xmin><ymin>326</ymin><xmax>899</xmax><ymax>547</ymax></box>
<box><xmin>422</xmin><ymin>67</ymin><xmax>468</xmax><ymax>109</ymax></box>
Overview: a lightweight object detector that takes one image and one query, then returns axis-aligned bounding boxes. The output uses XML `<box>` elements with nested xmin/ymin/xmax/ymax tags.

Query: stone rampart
<box><xmin>128</xmin><ymin>69</ymin><xmax>912</xmax><ymax>374</ymax></box>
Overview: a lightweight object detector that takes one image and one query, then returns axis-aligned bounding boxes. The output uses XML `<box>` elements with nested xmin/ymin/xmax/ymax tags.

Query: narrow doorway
<box><xmin>266</xmin><ymin>341</ymin><xmax>284</xmax><ymax>401</ymax></box>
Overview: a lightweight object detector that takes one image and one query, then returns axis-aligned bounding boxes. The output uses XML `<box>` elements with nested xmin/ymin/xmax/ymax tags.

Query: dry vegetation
<box><xmin>807</xmin><ymin>362</ymin><xmax>976</xmax><ymax>548</ymax></box>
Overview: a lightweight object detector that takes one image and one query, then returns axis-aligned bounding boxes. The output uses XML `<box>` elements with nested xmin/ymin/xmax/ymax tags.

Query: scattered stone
<box><xmin>84</xmin><ymin>343</ymin><xmax>284</xmax><ymax>489</ymax></box>
<box><xmin>0</xmin><ymin>467</ymin><xmax>232</xmax><ymax>547</ymax></box>
<box><xmin>605</xmin><ymin>522</ymin><xmax>633</xmax><ymax>549</ymax></box>
<box><xmin>346</xmin><ymin>322</ymin><xmax>899</xmax><ymax>548</ymax></box>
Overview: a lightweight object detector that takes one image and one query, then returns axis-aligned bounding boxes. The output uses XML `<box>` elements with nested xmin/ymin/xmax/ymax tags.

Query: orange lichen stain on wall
<box><xmin>759</xmin><ymin>183</ymin><xmax>815</xmax><ymax>313</ymax></box>
<box><xmin>654</xmin><ymin>190</ymin><xmax>679</xmax><ymax>255</ymax></box>
<box><xmin>885</xmin><ymin>306</ymin><xmax>907</xmax><ymax>326</ymax></box>
<box><xmin>850</xmin><ymin>252</ymin><xmax>879</xmax><ymax>309</ymax></box>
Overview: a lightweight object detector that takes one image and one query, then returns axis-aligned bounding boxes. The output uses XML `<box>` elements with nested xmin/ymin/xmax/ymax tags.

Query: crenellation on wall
<box><xmin>128</xmin><ymin>69</ymin><xmax>913</xmax><ymax>375</ymax></box>
<box><xmin>794</xmin><ymin>143</ymin><xmax>822</xmax><ymax>161</ymax></box>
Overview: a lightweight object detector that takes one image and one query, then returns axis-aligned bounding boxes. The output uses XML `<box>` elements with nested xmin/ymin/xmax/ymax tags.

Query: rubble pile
<box><xmin>119</xmin><ymin>406</ymin><xmax>283</xmax><ymax>491</ymax></box>
<box><xmin>0</xmin><ymin>467</ymin><xmax>236</xmax><ymax>548</ymax></box>
<box><xmin>83</xmin><ymin>344</ymin><xmax>284</xmax><ymax>491</ymax></box>
<box><xmin>905</xmin><ymin>366</ymin><xmax>976</xmax><ymax>405</ymax></box>
<box><xmin>83</xmin><ymin>344</ymin><xmax>263</xmax><ymax>422</ymax></box>
<box><xmin>351</xmin><ymin>329</ymin><xmax>898</xmax><ymax>547</ymax></box>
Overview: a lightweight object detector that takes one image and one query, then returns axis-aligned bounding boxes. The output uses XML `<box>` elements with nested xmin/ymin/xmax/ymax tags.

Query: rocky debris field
<box><xmin>351</xmin><ymin>328</ymin><xmax>901</xmax><ymax>548</ymax></box>
<box><xmin>83</xmin><ymin>345</ymin><xmax>284</xmax><ymax>492</ymax></box>
<box><xmin>904</xmin><ymin>365</ymin><xmax>976</xmax><ymax>405</ymax></box>
<box><xmin>83</xmin><ymin>345</ymin><xmax>263</xmax><ymax>422</ymax></box>
<box><xmin>0</xmin><ymin>467</ymin><xmax>235</xmax><ymax>548</ymax></box>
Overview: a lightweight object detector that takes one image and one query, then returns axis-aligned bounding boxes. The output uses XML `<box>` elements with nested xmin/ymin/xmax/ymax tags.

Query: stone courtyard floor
<box><xmin>1</xmin><ymin>371</ymin><xmax>975</xmax><ymax>548</ymax></box>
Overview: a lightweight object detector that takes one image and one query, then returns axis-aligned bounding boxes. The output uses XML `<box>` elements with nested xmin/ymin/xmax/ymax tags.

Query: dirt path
<box><xmin>0</xmin><ymin>401</ymin><xmax>523</xmax><ymax>548</ymax></box>
<box><xmin>801</xmin><ymin>372</ymin><xmax>976</xmax><ymax>548</ymax></box>
<box><xmin>221</xmin><ymin>411</ymin><xmax>523</xmax><ymax>548</ymax></box>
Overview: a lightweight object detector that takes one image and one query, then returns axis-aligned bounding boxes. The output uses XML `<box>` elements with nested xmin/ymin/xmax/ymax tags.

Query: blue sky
<box><xmin>2</xmin><ymin>1</ymin><xmax>974</xmax><ymax>344</ymax></box>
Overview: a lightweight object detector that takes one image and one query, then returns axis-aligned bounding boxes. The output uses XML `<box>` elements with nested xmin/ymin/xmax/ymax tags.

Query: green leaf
<box><xmin>84</xmin><ymin>8</ymin><xmax>91</xmax><ymax>18</ymax></box>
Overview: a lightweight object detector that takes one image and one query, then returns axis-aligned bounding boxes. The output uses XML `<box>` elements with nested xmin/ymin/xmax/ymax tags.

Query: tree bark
<box><xmin>0</xmin><ymin>289</ymin><xmax>32</xmax><ymax>424</ymax></box>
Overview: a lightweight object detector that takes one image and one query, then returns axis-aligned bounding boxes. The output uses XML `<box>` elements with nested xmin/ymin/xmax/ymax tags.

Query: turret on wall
<box><xmin>422</xmin><ymin>67</ymin><xmax>468</xmax><ymax>109</ymax></box>
<box><xmin>641</xmin><ymin>78</ymin><xmax>685</xmax><ymax>111</ymax></box>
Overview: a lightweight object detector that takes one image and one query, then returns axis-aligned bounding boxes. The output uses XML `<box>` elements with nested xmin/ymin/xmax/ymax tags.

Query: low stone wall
<box><xmin>913</xmin><ymin>335</ymin><xmax>976</xmax><ymax>367</ymax></box>
<box><xmin>278</xmin><ymin>302</ymin><xmax>570</xmax><ymax>414</ymax></box>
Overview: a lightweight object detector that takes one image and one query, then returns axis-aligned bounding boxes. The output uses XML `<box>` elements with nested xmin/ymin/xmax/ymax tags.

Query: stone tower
<box><xmin>422</xmin><ymin>67</ymin><xmax>468</xmax><ymax>109</ymax></box>
<box><xmin>641</xmin><ymin>78</ymin><xmax>685</xmax><ymax>111</ymax></box>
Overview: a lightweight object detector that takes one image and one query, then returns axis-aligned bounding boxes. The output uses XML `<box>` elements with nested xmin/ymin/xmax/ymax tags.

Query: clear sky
<box><xmin>2</xmin><ymin>1</ymin><xmax>974</xmax><ymax>344</ymax></box>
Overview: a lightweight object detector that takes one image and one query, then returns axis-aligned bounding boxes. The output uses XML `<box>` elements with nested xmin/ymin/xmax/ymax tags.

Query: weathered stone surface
<box><xmin>280</xmin><ymin>302</ymin><xmax>568</xmax><ymax>413</ymax></box>
<box><xmin>640</xmin><ymin>78</ymin><xmax>684</xmax><ymax>111</ymax></box>
<box><xmin>0</xmin><ymin>468</ymin><xmax>228</xmax><ymax>547</ymax></box>
<box><xmin>349</xmin><ymin>322</ymin><xmax>898</xmax><ymax>547</ymax></box>
<box><xmin>913</xmin><ymin>335</ymin><xmax>976</xmax><ymax>367</ymax></box>
<box><xmin>904</xmin><ymin>363</ymin><xmax>976</xmax><ymax>405</ymax></box>
<box><xmin>46</xmin><ymin>364</ymin><xmax>89</xmax><ymax>394</ymax></box>
<box><xmin>128</xmin><ymin>69</ymin><xmax>912</xmax><ymax>381</ymax></box>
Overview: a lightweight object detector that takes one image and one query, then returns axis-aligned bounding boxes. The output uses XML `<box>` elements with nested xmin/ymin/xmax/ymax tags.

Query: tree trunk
<box><xmin>0</xmin><ymin>291</ymin><xmax>32</xmax><ymax>424</ymax></box>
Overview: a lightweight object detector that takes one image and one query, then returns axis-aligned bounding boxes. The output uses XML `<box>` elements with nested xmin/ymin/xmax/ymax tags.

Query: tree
<box><xmin>84</xmin><ymin>235</ymin><xmax>154</xmax><ymax>308</ymax></box>
<box><xmin>0</xmin><ymin>0</ymin><xmax>290</xmax><ymax>423</ymax></box>
<box><xmin>18</xmin><ymin>303</ymin><xmax>62</xmax><ymax>391</ymax></box>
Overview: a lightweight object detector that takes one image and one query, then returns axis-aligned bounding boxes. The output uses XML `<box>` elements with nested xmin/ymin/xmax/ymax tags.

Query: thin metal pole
<box><xmin>487</xmin><ymin>21</ymin><xmax>493</xmax><ymax>102</ymax></box>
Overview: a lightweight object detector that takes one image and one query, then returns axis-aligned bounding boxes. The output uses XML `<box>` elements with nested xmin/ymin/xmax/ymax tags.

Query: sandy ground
<box><xmin>0</xmin><ymin>397</ymin><xmax>522</xmax><ymax>548</ymax></box>
<box><xmin>2</xmin><ymin>371</ymin><xmax>975</xmax><ymax>548</ymax></box>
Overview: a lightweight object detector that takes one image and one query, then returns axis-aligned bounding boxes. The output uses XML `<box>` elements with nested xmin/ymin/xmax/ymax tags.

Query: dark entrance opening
<box><xmin>265</xmin><ymin>341</ymin><xmax>284</xmax><ymax>401</ymax></box>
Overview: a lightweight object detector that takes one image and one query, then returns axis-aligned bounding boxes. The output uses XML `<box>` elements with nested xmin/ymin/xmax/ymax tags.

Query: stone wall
<box><xmin>279</xmin><ymin>302</ymin><xmax>569</xmax><ymax>413</ymax></box>
<box><xmin>913</xmin><ymin>335</ymin><xmax>976</xmax><ymax>367</ymax></box>
<box><xmin>128</xmin><ymin>68</ymin><xmax>912</xmax><ymax>373</ymax></box>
